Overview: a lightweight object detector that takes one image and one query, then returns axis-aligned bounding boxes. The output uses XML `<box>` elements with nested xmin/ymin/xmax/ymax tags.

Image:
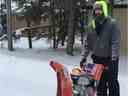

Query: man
<box><xmin>80</xmin><ymin>1</ymin><xmax>120</xmax><ymax>96</ymax></box>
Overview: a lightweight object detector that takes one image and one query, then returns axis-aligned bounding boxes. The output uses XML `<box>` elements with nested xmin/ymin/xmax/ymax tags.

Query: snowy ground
<box><xmin>0</xmin><ymin>38</ymin><xmax>127</xmax><ymax>96</ymax></box>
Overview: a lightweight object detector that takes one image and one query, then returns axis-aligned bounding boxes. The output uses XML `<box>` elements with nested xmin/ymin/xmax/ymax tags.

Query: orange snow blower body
<box><xmin>50</xmin><ymin>61</ymin><xmax>72</xmax><ymax>96</ymax></box>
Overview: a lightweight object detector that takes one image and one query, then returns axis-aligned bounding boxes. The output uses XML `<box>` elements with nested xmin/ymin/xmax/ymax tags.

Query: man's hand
<box><xmin>112</xmin><ymin>57</ymin><xmax>119</xmax><ymax>64</ymax></box>
<box><xmin>112</xmin><ymin>56</ymin><xmax>118</xmax><ymax>61</ymax></box>
<box><xmin>80</xmin><ymin>58</ymin><xmax>86</xmax><ymax>68</ymax></box>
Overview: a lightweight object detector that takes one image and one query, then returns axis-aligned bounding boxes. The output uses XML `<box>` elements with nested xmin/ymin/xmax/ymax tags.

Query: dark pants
<box><xmin>92</xmin><ymin>55</ymin><xmax>120</xmax><ymax>96</ymax></box>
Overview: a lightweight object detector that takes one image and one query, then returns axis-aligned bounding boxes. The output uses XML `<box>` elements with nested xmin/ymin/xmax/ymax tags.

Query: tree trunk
<box><xmin>6</xmin><ymin>0</ymin><xmax>13</xmax><ymax>51</ymax></box>
<box><xmin>51</xmin><ymin>0</ymin><xmax>57</xmax><ymax>49</ymax></box>
<box><xmin>66</xmin><ymin>12</ymin><xmax>75</xmax><ymax>55</ymax></box>
<box><xmin>66</xmin><ymin>0</ymin><xmax>76</xmax><ymax>56</ymax></box>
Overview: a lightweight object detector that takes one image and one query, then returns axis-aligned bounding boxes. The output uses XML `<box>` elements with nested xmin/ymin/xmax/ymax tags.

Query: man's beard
<box><xmin>95</xmin><ymin>14</ymin><xmax>105</xmax><ymax>24</ymax></box>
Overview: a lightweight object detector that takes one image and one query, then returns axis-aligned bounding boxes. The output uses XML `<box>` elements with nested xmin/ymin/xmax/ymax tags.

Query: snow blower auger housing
<box><xmin>50</xmin><ymin>61</ymin><xmax>105</xmax><ymax>96</ymax></box>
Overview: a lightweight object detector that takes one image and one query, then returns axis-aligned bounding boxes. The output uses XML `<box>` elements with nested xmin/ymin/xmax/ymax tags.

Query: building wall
<box><xmin>12</xmin><ymin>16</ymin><xmax>49</xmax><ymax>31</ymax></box>
<box><xmin>12</xmin><ymin>16</ymin><xmax>27</xmax><ymax>31</ymax></box>
<box><xmin>113</xmin><ymin>8</ymin><xmax>128</xmax><ymax>55</ymax></box>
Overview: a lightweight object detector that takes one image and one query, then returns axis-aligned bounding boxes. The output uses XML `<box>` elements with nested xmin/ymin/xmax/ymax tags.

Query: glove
<box><xmin>112</xmin><ymin>56</ymin><xmax>118</xmax><ymax>61</ymax></box>
<box><xmin>112</xmin><ymin>57</ymin><xmax>119</xmax><ymax>64</ymax></box>
<box><xmin>80</xmin><ymin>58</ymin><xmax>86</xmax><ymax>68</ymax></box>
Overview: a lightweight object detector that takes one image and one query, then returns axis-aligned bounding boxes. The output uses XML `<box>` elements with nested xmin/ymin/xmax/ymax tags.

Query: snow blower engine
<box><xmin>70</xmin><ymin>63</ymin><xmax>105</xmax><ymax>96</ymax></box>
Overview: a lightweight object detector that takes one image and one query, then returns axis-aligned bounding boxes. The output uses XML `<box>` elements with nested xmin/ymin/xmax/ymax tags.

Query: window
<box><xmin>113</xmin><ymin>0</ymin><xmax>128</xmax><ymax>8</ymax></box>
<box><xmin>114</xmin><ymin>0</ymin><xmax>128</xmax><ymax>5</ymax></box>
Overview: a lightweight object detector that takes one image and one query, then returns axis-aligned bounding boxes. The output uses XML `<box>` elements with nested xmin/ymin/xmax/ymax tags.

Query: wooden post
<box><xmin>26</xmin><ymin>20</ymin><xmax>32</xmax><ymax>49</ymax></box>
<box><xmin>28</xmin><ymin>30</ymin><xmax>32</xmax><ymax>49</ymax></box>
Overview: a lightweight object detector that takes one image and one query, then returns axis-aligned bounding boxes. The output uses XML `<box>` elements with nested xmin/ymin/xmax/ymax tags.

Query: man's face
<box><xmin>94</xmin><ymin>4</ymin><xmax>104</xmax><ymax>22</ymax></box>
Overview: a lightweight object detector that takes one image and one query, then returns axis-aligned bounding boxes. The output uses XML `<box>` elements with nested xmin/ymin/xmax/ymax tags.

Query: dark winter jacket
<box><xmin>81</xmin><ymin>17</ymin><xmax>120</xmax><ymax>60</ymax></box>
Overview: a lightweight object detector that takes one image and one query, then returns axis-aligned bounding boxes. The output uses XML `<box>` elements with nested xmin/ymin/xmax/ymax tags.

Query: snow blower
<box><xmin>50</xmin><ymin>61</ymin><xmax>105</xmax><ymax>96</ymax></box>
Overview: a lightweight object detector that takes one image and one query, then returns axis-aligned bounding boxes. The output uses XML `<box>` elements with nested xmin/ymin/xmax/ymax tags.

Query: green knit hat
<box><xmin>94</xmin><ymin>0</ymin><xmax>108</xmax><ymax>17</ymax></box>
